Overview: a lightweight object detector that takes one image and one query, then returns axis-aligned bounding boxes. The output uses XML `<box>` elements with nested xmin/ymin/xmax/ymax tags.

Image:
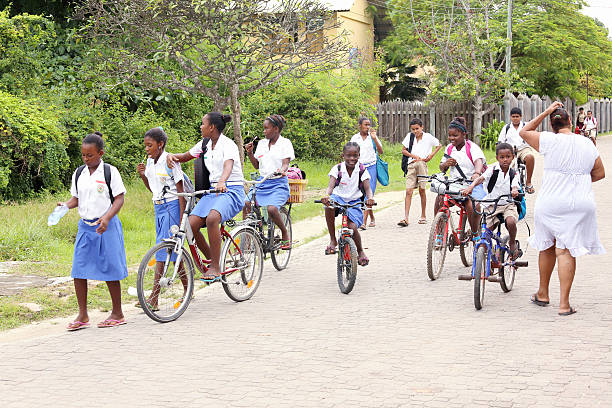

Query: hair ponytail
<box><xmin>206</xmin><ymin>112</ymin><xmax>232</xmax><ymax>133</ymax></box>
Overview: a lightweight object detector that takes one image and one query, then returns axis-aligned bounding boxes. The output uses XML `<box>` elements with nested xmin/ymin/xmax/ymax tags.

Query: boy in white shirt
<box><xmin>461</xmin><ymin>143</ymin><xmax>520</xmax><ymax>258</ymax></box>
<box><xmin>582</xmin><ymin>110</ymin><xmax>597</xmax><ymax>143</ymax></box>
<box><xmin>398</xmin><ymin>118</ymin><xmax>441</xmax><ymax>227</ymax></box>
<box><xmin>498</xmin><ymin>107</ymin><xmax>536</xmax><ymax>194</ymax></box>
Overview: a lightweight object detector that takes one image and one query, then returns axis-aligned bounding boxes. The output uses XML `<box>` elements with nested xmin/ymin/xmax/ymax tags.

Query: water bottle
<box><xmin>47</xmin><ymin>204</ymin><xmax>69</xmax><ymax>226</ymax></box>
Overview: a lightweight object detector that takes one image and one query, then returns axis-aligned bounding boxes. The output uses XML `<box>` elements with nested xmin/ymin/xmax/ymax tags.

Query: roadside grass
<box><xmin>0</xmin><ymin>141</ymin><xmax>496</xmax><ymax>330</ymax></box>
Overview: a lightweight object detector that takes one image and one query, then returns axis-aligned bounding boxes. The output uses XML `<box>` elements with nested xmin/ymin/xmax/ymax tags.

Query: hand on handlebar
<box><xmin>216</xmin><ymin>181</ymin><xmax>228</xmax><ymax>193</ymax></box>
<box><xmin>365</xmin><ymin>198</ymin><xmax>376</xmax><ymax>207</ymax></box>
<box><xmin>511</xmin><ymin>187</ymin><xmax>519</xmax><ymax>199</ymax></box>
<box><xmin>460</xmin><ymin>186</ymin><xmax>474</xmax><ymax>196</ymax></box>
<box><xmin>320</xmin><ymin>196</ymin><xmax>330</xmax><ymax>206</ymax></box>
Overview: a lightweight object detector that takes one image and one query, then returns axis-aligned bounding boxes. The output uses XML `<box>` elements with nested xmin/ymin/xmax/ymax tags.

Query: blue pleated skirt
<box><xmin>250</xmin><ymin>176</ymin><xmax>289</xmax><ymax>209</ymax></box>
<box><xmin>71</xmin><ymin>216</ymin><xmax>128</xmax><ymax>281</ymax></box>
<box><xmin>155</xmin><ymin>199</ymin><xmax>181</xmax><ymax>261</ymax></box>
<box><xmin>366</xmin><ymin>164</ymin><xmax>377</xmax><ymax>195</ymax></box>
<box><xmin>192</xmin><ymin>184</ymin><xmax>245</xmax><ymax>223</ymax></box>
<box><xmin>330</xmin><ymin>194</ymin><xmax>363</xmax><ymax>228</ymax></box>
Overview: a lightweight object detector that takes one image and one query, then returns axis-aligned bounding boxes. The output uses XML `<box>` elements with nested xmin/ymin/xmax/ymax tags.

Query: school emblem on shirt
<box><xmin>97</xmin><ymin>184</ymin><xmax>104</xmax><ymax>193</ymax></box>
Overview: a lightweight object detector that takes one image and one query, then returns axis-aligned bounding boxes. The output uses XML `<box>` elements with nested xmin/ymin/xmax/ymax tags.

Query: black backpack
<box><xmin>486</xmin><ymin>167</ymin><xmax>526</xmax><ymax>220</ymax></box>
<box><xmin>401</xmin><ymin>133</ymin><xmax>416</xmax><ymax>176</ymax></box>
<box><xmin>75</xmin><ymin>163</ymin><xmax>114</xmax><ymax>203</ymax></box>
<box><xmin>193</xmin><ymin>137</ymin><xmax>211</xmax><ymax>197</ymax></box>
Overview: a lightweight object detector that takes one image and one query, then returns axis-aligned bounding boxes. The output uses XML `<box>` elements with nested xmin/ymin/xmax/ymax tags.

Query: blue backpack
<box><xmin>487</xmin><ymin>168</ymin><xmax>526</xmax><ymax>220</ymax></box>
<box><xmin>165</xmin><ymin>162</ymin><xmax>195</xmax><ymax>193</ymax></box>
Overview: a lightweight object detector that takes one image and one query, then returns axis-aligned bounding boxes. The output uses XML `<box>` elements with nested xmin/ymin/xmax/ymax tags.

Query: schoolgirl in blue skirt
<box><xmin>58</xmin><ymin>132</ymin><xmax>128</xmax><ymax>331</ymax></box>
<box><xmin>244</xmin><ymin>114</ymin><xmax>295</xmax><ymax>249</ymax></box>
<box><xmin>137</xmin><ymin>127</ymin><xmax>188</xmax><ymax>310</ymax></box>
<box><xmin>167</xmin><ymin>112</ymin><xmax>245</xmax><ymax>280</ymax></box>
<box><xmin>321</xmin><ymin>142</ymin><xmax>375</xmax><ymax>267</ymax></box>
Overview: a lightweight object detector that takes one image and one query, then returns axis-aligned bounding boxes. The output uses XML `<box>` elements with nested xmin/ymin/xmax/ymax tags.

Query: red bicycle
<box><xmin>420</xmin><ymin>174</ymin><xmax>473</xmax><ymax>280</ymax></box>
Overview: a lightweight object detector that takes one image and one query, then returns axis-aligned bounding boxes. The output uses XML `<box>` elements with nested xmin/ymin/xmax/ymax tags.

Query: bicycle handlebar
<box><xmin>470</xmin><ymin>193</ymin><xmax>524</xmax><ymax>216</ymax></box>
<box><xmin>418</xmin><ymin>173</ymin><xmax>468</xmax><ymax>186</ymax></box>
<box><xmin>243</xmin><ymin>172</ymin><xmax>284</xmax><ymax>185</ymax></box>
<box><xmin>314</xmin><ymin>199</ymin><xmax>377</xmax><ymax>209</ymax></box>
<box><xmin>162</xmin><ymin>186</ymin><xmax>220</xmax><ymax>198</ymax></box>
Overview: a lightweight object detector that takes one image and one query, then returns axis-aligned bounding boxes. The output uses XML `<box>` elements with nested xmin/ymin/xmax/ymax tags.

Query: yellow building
<box><xmin>325</xmin><ymin>0</ymin><xmax>375</xmax><ymax>64</ymax></box>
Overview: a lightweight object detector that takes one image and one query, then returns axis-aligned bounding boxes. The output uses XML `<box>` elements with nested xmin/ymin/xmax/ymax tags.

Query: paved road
<box><xmin>2</xmin><ymin>137</ymin><xmax>611</xmax><ymax>408</ymax></box>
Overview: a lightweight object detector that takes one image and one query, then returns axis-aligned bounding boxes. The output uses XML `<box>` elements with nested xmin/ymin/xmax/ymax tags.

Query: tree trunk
<box><xmin>213</xmin><ymin>97</ymin><xmax>229</xmax><ymax>113</ymax></box>
<box><xmin>229</xmin><ymin>83</ymin><xmax>245</xmax><ymax>165</ymax></box>
<box><xmin>473</xmin><ymin>94</ymin><xmax>483</xmax><ymax>145</ymax></box>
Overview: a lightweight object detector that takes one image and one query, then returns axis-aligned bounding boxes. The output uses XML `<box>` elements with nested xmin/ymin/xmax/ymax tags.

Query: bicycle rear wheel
<box><xmin>459</xmin><ymin>214</ymin><xmax>473</xmax><ymax>267</ymax></box>
<box><xmin>473</xmin><ymin>245</ymin><xmax>487</xmax><ymax>310</ymax></box>
<box><xmin>270</xmin><ymin>206</ymin><xmax>292</xmax><ymax>271</ymax></box>
<box><xmin>498</xmin><ymin>235</ymin><xmax>515</xmax><ymax>292</ymax></box>
<box><xmin>427</xmin><ymin>212</ymin><xmax>449</xmax><ymax>280</ymax></box>
<box><xmin>137</xmin><ymin>241</ymin><xmax>195</xmax><ymax>323</ymax></box>
<box><xmin>221</xmin><ymin>228</ymin><xmax>264</xmax><ymax>302</ymax></box>
<box><xmin>337</xmin><ymin>236</ymin><xmax>358</xmax><ymax>294</ymax></box>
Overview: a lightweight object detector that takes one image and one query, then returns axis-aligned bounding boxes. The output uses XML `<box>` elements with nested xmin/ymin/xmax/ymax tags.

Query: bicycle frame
<box><xmin>339</xmin><ymin>210</ymin><xmax>353</xmax><ymax>261</ymax></box>
<box><xmin>471</xmin><ymin>222</ymin><xmax>506</xmax><ymax>279</ymax></box>
<box><xmin>438</xmin><ymin>192</ymin><xmax>468</xmax><ymax>247</ymax></box>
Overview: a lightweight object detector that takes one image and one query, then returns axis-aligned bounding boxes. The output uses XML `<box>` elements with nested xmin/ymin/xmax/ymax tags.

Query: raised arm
<box><xmin>519</xmin><ymin>101</ymin><xmax>564</xmax><ymax>152</ymax></box>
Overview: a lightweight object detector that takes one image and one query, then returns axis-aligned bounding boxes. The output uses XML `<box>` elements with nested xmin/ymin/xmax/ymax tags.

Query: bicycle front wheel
<box><xmin>459</xmin><ymin>215</ymin><xmax>473</xmax><ymax>267</ymax></box>
<box><xmin>137</xmin><ymin>241</ymin><xmax>195</xmax><ymax>323</ymax></box>
<box><xmin>221</xmin><ymin>228</ymin><xmax>264</xmax><ymax>302</ymax></box>
<box><xmin>498</xmin><ymin>235</ymin><xmax>515</xmax><ymax>293</ymax></box>
<box><xmin>427</xmin><ymin>211</ymin><xmax>449</xmax><ymax>280</ymax></box>
<box><xmin>270</xmin><ymin>206</ymin><xmax>292</xmax><ymax>271</ymax></box>
<box><xmin>473</xmin><ymin>245</ymin><xmax>487</xmax><ymax>310</ymax></box>
<box><xmin>337</xmin><ymin>236</ymin><xmax>358</xmax><ymax>294</ymax></box>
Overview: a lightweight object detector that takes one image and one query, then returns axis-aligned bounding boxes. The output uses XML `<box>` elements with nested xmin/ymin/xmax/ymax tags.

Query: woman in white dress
<box><xmin>519</xmin><ymin>101</ymin><xmax>605</xmax><ymax>316</ymax></box>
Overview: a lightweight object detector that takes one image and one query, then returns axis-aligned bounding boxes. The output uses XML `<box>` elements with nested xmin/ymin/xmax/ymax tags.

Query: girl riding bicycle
<box><xmin>167</xmin><ymin>112</ymin><xmax>245</xmax><ymax>280</ymax></box>
<box><xmin>244</xmin><ymin>114</ymin><xmax>295</xmax><ymax>250</ymax></box>
<box><xmin>438</xmin><ymin>117</ymin><xmax>487</xmax><ymax>234</ymax></box>
<box><xmin>136</xmin><ymin>127</ymin><xmax>188</xmax><ymax>309</ymax></box>
<box><xmin>321</xmin><ymin>142</ymin><xmax>375</xmax><ymax>266</ymax></box>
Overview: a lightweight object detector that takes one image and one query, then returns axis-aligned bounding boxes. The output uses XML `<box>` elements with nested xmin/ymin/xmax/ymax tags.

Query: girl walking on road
<box><xmin>167</xmin><ymin>112</ymin><xmax>245</xmax><ymax>280</ymax></box>
<box><xmin>520</xmin><ymin>101</ymin><xmax>605</xmax><ymax>316</ymax></box>
<box><xmin>60</xmin><ymin>132</ymin><xmax>128</xmax><ymax>331</ymax></box>
<box><xmin>244</xmin><ymin>114</ymin><xmax>295</xmax><ymax>249</ymax></box>
<box><xmin>350</xmin><ymin>117</ymin><xmax>382</xmax><ymax>230</ymax></box>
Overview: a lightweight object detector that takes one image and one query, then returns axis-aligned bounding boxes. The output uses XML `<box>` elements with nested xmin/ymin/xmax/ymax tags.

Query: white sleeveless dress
<box><xmin>529</xmin><ymin>132</ymin><xmax>605</xmax><ymax>257</ymax></box>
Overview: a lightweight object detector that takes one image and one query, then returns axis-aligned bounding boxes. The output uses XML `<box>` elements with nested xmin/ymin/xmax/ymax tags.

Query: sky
<box><xmin>582</xmin><ymin>0</ymin><xmax>612</xmax><ymax>36</ymax></box>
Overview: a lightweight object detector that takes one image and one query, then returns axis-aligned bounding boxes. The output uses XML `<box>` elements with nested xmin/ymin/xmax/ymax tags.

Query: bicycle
<box><xmin>314</xmin><ymin>198</ymin><xmax>375</xmax><ymax>294</ymax></box>
<box><xmin>136</xmin><ymin>187</ymin><xmax>264</xmax><ymax>323</ymax></box>
<box><xmin>458</xmin><ymin>194</ymin><xmax>528</xmax><ymax>310</ymax></box>
<box><xmin>420</xmin><ymin>174</ymin><xmax>473</xmax><ymax>280</ymax></box>
<box><xmin>243</xmin><ymin>172</ymin><xmax>293</xmax><ymax>271</ymax></box>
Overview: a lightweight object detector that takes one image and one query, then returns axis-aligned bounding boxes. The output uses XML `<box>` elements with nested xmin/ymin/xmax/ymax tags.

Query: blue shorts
<box><xmin>192</xmin><ymin>184</ymin><xmax>245</xmax><ymax>223</ymax></box>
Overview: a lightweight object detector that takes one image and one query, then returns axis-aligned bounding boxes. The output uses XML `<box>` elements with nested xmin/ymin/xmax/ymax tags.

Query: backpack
<box><xmin>287</xmin><ymin>164</ymin><xmax>306</xmax><ymax>180</ymax></box>
<box><xmin>401</xmin><ymin>133</ymin><xmax>415</xmax><ymax>177</ymax></box>
<box><xmin>335</xmin><ymin>163</ymin><xmax>367</xmax><ymax>198</ymax></box>
<box><xmin>75</xmin><ymin>163</ymin><xmax>114</xmax><ymax>204</ymax></box>
<box><xmin>193</xmin><ymin>137</ymin><xmax>211</xmax><ymax>197</ymax></box>
<box><xmin>486</xmin><ymin>167</ymin><xmax>526</xmax><ymax>221</ymax></box>
<box><xmin>164</xmin><ymin>162</ymin><xmax>195</xmax><ymax>193</ymax></box>
<box><xmin>446</xmin><ymin>140</ymin><xmax>488</xmax><ymax>176</ymax></box>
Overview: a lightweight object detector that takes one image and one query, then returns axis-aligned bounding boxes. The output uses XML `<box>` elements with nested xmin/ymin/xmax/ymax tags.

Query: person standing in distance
<box><xmin>498</xmin><ymin>107</ymin><xmax>536</xmax><ymax>194</ymax></box>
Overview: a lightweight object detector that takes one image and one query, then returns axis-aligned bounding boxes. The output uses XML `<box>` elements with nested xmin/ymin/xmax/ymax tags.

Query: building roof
<box><xmin>321</xmin><ymin>0</ymin><xmax>356</xmax><ymax>12</ymax></box>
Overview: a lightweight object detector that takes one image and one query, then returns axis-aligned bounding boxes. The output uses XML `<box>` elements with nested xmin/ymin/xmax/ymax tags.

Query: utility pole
<box><xmin>586</xmin><ymin>72</ymin><xmax>590</xmax><ymax>101</ymax></box>
<box><xmin>505</xmin><ymin>0</ymin><xmax>513</xmax><ymax>76</ymax></box>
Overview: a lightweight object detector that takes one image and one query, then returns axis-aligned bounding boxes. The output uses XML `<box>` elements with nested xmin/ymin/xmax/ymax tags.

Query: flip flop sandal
<box><xmin>325</xmin><ymin>245</ymin><xmax>337</xmax><ymax>255</ymax></box>
<box><xmin>530</xmin><ymin>294</ymin><xmax>549</xmax><ymax>307</ymax></box>
<box><xmin>368</xmin><ymin>222</ymin><xmax>376</xmax><ymax>227</ymax></box>
<box><xmin>134</xmin><ymin>300</ymin><xmax>160</xmax><ymax>312</ymax></box>
<box><xmin>418</xmin><ymin>218</ymin><xmax>427</xmax><ymax>224</ymax></box>
<box><xmin>358</xmin><ymin>256</ymin><xmax>369</xmax><ymax>266</ymax></box>
<box><xmin>279</xmin><ymin>240</ymin><xmax>292</xmax><ymax>250</ymax></box>
<box><xmin>397</xmin><ymin>220</ymin><xmax>409</xmax><ymax>227</ymax></box>
<box><xmin>359</xmin><ymin>225</ymin><xmax>367</xmax><ymax>231</ymax></box>
<box><xmin>97</xmin><ymin>319</ymin><xmax>127</xmax><ymax>328</ymax></box>
<box><xmin>526</xmin><ymin>184</ymin><xmax>535</xmax><ymax>194</ymax></box>
<box><xmin>66</xmin><ymin>321</ymin><xmax>90</xmax><ymax>331</ymax></box>
<box><xmin>558</xmin><ymin>307</ymin><xmax>577</xmax><ymax>316</ymax></box>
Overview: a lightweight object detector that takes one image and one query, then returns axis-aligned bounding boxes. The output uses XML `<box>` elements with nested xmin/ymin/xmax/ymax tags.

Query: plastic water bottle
<box><xmin>47</xmin><ymin>205</ymin><xmax>69</xmax><ymax>226</ymax></box>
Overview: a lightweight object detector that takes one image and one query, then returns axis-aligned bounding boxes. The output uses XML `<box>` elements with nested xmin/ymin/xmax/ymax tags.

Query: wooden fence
<box><xmin>374</xmin><ymin>93</ymin><xmax>612</xmax><ymax>144</ymax></box>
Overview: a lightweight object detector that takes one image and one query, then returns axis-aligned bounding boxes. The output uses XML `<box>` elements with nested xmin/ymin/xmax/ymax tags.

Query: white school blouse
<box><xmin>349</xmin><ymin>133</ymin><xmax>377</xmax><ymax>167</ymax></box>
<box><xmin>440</xmin><ymin>141</ymin><xmax>486</xmax><ymax>180</ymax></box>
<box><xmin>189</xmin><ymin>134</ymin><xmax>244</xmax><ymax>186</ymax></box>
<box><xmin>144</xmin><ymin>151</ymin><xmax>184</xmax><ymax>202</ymax></box>
<box><xmin>498</xmin><ymin>122</ymin><xmax>527</xmax><ymax>150</ymax></box>
<box><xmin>70</xmin><ymin>160</ymin><xmax>126</xmax><ymax>220</ymax></box>
<box><xmin>254</xmin><ymin>136</ymin><xmax>295</xmax><ymax>177</ymax></box>
<box><xmin>401</xmin><ymin>132</ymin><xmax>440</xmax><ymax>165</ymax></box>
<box><xmin>481</xmin><ymin>162</ymin><xmax>520</xmax><ymax>205</ymax></box>
<box><xmin>329</xmin><ymin>162</ymin><xmax>371</xmax><ymax>201</ymax></box>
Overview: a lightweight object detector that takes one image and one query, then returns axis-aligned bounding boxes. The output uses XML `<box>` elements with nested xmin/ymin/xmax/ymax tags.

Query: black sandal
<box><xmin>530</xmin><ymin>294</ymin><xmax>549</xmax><ymax>307</ymax></box>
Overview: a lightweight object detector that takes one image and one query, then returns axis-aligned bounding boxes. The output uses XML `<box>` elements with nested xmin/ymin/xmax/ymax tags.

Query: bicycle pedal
<box><xmin>199</xmin><ymin>276</ymin><xmax>221</xmax><ymax>283</ymax></box>
<box><xmin>487</xmin><ymin>276</ymin><xmax>502</xmax><ymax>283</ymax></box>
<box><xmin>458</xmin><ymin>274</ymin><xmax>473</xmax><ymax>281</ymax></box>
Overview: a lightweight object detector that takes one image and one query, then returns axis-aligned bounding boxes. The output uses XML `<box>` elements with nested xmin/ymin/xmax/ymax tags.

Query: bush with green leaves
<box><xmin>479</xmin><ymin>119</ymin><xmax>504</xmax><ymax>151</ymax></box>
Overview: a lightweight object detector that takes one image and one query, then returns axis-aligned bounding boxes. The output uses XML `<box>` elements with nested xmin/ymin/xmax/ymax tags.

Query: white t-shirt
<box><xmin>329</xmin><ymin>162</ymin><xmax>371</xmax><ymax>201</ymax></box>
<box><xmin>189</xmin><ymin>134</ymin><xmax>244</xmax><ymax>186</ymax></box>
<box><xmin>498</xmin><ymin>121</ymin><xmax>527</xmax><ymax>150</ymax></box>
<box><xmin>482</xmin><ymin>162</ymin><xmax>520</xmax><ymax>205</ymax></box>
<box><xmin>401</xmin><ymin>132</ymin><xmax>440</xmax><ymax>164</ymax></box>
<box><xmin>144</xmin><ymin>151</ymin><xmax>184</xmax><ymax>202</ymax></box>
<box><xmin>70</xmin><ymin>160</ymin><xmax>127</xmax><ymax>220</ymax></box>
<box><xmin>254</xmin><ymin>136</ymin><xmax>295</xmax><ymax>177</ymax></box>
<box><xmin>349</xmin><ymin>133</ymin><xmax>377</xmax><ymax>167</ymax></box>
<box><xmin>440</xmin><ymin>141</ymin><xmax>486</xmax><ymax>180</ymax></box>
<box><xmin>584</xmin><ymin>116</ymin><xmax>597</xmax><ymax>131</ymax></box>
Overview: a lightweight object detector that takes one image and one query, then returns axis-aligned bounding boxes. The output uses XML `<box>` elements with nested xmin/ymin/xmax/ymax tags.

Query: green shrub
<box><xmin>479</xmin><ymin>119</ymin><xmax>504</xmax><ymax>151</ymax></box>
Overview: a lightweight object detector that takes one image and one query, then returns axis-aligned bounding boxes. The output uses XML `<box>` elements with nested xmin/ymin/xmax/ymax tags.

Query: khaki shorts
<box><xmin>517</xmin><ymin>146</ymin><xmax>535</xmax><ymax>162</ymax></box>
<box><xmin>406</xmin><ymin>160</ymin><xmax>428</xmax><ymax>190</ymax></box>
<box><xmin>587</xmin><ymin>129</ymin><xmax>597</xmax><ymax>139</ymax></box>
<box><xmin>486</xmin><ymin>203</ymin><xmax>518</xmax><ymax>229</ymax></box>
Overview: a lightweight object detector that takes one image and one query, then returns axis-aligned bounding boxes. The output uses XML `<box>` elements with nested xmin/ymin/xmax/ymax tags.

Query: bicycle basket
<box><xmin>288</xmin><ymin>179</ymin><xmax>308</xmax><ymax>203</ymax></box>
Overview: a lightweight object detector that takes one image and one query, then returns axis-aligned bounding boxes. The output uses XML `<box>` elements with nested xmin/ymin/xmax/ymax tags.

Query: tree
<box><xmin>77</xmin><ymin>0</ymin><xmax>351</xmax><ymax>161</ymax></box>
<box><xmin>386</xmin><ymin>0</ymin><xmax>513</xmax><ymax>141</ymax></box>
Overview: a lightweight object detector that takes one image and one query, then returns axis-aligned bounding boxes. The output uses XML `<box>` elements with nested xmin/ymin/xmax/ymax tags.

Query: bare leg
<box><xmin>350</xmin><ymin>222</ymin><xmax>366</xmax><ymax>258</ymax></box>
<box><xmin>205</xmin><ymin>210</ymin><xmax>223</xmax><ymax>276</ymax></box>
<box><xmin>325</xmin><ymin>207</ymin><xmax>337</xmax><ymax>248</ymax></box>
<box><xmin>73</xmin><ymin>278</ymin><xmax>89</xmax><ymax>323</ymax></box>
<box><xmin>556</xmin><ymin>248</ymin><xmax>576</xmax><ymax>314</ymax></box>
<box><xmin>267</xmin><ymin>205</ymin><xmax>289</xmax><ymax>242</ymax></box>
<box><xmin>535</xmin><ymin>245</ymin><xmax>556</xmax><ymax>303</ymax></box>
<box><xmin>242</xmin><ymin>201</ymin><xmax>252</xmax><ymax>220</ymax></box>
<box><xmin>433</xmin><ymin>195</ymin><xmax>442</xmax><ymax>217</ymax></box>
<box><xmin>189</xmin><ymin>214</ymin><xmax>210</xmax><ymax>259</ymax></box>
<box><xmin>506</xmin><ymin>216</ymin><xmax>517</xmax><ymax>257</ymax></box>
<box><xmin>105</xmin><ymin>280</ymin><xmax>124</xmax><ymax>321</ymax></box>
<box><xmin>524</xmin><ymin>154</ymin><xmax>535</xmax><ymax>187</ymax></box>
<box><xmin>419</xmin><ymin>187</ymin><xmax>427</xmax><ymax>219</ymax></box>
<box><xmin>464</xmin><ymin>199</ymin><xmax>480</xmax><ymax>233</ymax></box>
<box><xmin>368</xmin><ymin>207</ymin><xmax>375</xmax><ymax>224</ymax></box>
<box><xmin>404</xmin><ymin>187</ymin><xmax>414</xmax><ymax>222</ymax></box>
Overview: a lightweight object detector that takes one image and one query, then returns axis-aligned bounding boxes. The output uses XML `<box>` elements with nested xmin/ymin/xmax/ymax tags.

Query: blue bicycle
<box><xmin>458</xmin><ymin>194</ymin><xmax>528</xmax><ymax>310</ymax></box>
